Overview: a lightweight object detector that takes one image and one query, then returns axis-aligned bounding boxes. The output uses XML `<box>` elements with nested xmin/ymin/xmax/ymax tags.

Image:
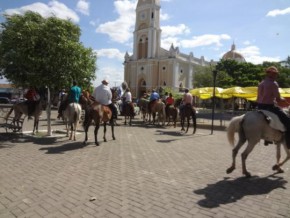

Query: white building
<box><xmin>124</xmin><ymin>0</ymin><xmax>213</xmax><ymax>97</ymax></box>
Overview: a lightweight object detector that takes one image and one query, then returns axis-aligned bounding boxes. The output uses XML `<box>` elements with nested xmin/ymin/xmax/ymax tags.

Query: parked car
<box><xmin>0</xmin><ymin>97</ymin><xmax>11</xmax><ymax>104</ymax></box>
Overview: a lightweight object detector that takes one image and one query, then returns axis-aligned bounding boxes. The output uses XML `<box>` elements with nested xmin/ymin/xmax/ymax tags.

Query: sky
<box><xmin>0</xmin><ymin>0</ymin><xmax>289</xmax><ymax>87</ymax></box>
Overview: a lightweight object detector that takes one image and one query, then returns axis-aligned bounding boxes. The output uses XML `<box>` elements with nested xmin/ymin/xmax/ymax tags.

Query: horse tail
<box><xmin>227</xmin><ymin>115</ymin><xmax>244</xmax><ymax>146</ymax></box>
<box><xmin>83</xmin><ymin>108</ymin><xmax>90</xmax><ymax>128</ymax></box>
<box><xmin>4</xmin><ymin>106</ymin><xmax>14</xmax><ymax>120</ymax></box>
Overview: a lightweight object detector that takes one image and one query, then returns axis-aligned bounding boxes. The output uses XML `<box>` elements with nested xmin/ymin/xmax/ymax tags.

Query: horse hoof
<box><xmin>272</xmin><ymin>164</ymin><xmax>279</xmax><ymax>171</ymax></box>
<box><xmin>226</xmin><ymin>167</ymin><xmax>235</xmax><ymax>174</ymax></box>
<box><xmin>272</xmin><ymin>164</ymin><xmax>284</xmax><ymax>173</ymax></box>
<box><xmin>95</xmin><ymin>143</ymin><xmax>99</xmax><ymax>146</ymax></box>
<box><xmin>244</xmin><ymin>172</ymin><xmax>251</xmax><ymax>178</ymax></box>
<box><xmin>113</xmin><ymin>137</ymin><xmax>116</xmax><ymax>140</ymax></box>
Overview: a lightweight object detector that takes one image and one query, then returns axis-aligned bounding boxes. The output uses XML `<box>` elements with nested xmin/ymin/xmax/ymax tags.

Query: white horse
<box><xmin>226</xmin><ymin>110</ymin><xmax>290</xmax><ymax>177</ymax></box>
<box><xmin>63</xmin><ymin>102</ymin><xmax>82</xmax><ymax>141</ymax></box>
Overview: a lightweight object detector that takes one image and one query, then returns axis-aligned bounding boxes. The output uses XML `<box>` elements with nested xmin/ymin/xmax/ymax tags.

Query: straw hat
<box><xmin>102</xmin><ymin>79</ymin><xmax>109</xmax><ymax>85</ymax></box>
<box><xmin>266</xmin><ymin>66</ymin><xmax>279</xmax><ymax>74</ymax></box>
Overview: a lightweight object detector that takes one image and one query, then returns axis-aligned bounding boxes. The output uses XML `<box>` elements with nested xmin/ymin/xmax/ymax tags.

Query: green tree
<box><xmin>0</xmin><ymin>12</ymin><xmax>97</xmax><ymax>135</ymax></box>
<box><xmin>0</xmin><ymin>12</ymin><xmax>96</xmax><ymax>90</ymax></box>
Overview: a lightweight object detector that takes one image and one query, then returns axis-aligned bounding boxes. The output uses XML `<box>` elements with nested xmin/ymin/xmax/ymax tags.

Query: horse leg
<box><xmin>226</xmin><ymin>136</ymin><xmax>247</xmax><ymax>175</ymax></box>
<box><xmin>110</xmin><ymin>118</ymin><xmax>116</xmax><ymax>140</ymax></box>
<box><xmin>181</xmin><ymin>117</ymin><xmax>185</xmax><ymax>131</ymax></box>
<box><xmin>103</xmin><ymin>122</ymin><xmax>107</xmax><ymax>142</ymax></box>
<box><xmin>185</xmin><ymin>116</ymin><xmax>190</xmax><ymax>133</ymax></box>
<box><xmin>94</xmin><ymin>122</ymin><xmax>100</xmax><ymax>146</ymax></box>
<box><xmin>192</xmin><ymin>114</ymin><xmax>196</xmax><ymax>134</ymax></box>
<box><xmin>273</xmin><ymin>143</ymin><xmax>290</xmax><ymax>173</ymax></box>
<box><xmin>241</xmin><ymin>139</ymin><xmax>259</xmax><ymax>177</ymax></box>
<box><xmin>69</xmin><ymin>123</ymin><xmax>74</xmax><ymax>140</ymax></box>
<box><xmin>83</xmin><ymin>125</ymin><xmax>89</xmax><ymax>145</ymax></box>
<box><xmin>32</xmin><ymin>118</ymin><xmax>37</xmax><ymax>134</ymax></box>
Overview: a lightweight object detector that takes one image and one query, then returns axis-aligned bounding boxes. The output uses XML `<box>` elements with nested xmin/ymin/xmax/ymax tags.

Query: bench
<box><xmin>0</xmin><ymin>116</ymin><xmax>25</xmax><ymax>133</ymax></box>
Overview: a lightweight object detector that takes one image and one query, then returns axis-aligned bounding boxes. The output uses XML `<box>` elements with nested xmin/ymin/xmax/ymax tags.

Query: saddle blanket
<box><xmin>260</xmin><ymin>110</ymin><xmax>285</xmax><ymax>132</ymax></box>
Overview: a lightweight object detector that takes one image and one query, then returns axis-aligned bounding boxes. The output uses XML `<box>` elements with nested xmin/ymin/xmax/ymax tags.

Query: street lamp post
<box><xmin>211</xmin><ymin>69</ymin><xmax>218</xmax><ymax>135</ymax></box>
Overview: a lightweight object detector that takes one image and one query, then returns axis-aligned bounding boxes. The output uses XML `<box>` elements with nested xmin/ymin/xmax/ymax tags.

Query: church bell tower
<box><xmin>133</xmin><ymin>0</ymin><xmax>161</xmax><ymax>60</ymax></box>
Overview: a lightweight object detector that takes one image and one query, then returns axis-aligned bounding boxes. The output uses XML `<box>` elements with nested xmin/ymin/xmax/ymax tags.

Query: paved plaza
<box><xmin>0</xmin><ymin>111</ymin><xmax>290</xmax><ymax>218</ymax></box>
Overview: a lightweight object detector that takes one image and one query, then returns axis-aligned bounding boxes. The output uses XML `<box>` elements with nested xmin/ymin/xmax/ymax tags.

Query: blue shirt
<box><xmin>69</xmin><ymin>86</ymin><xmax>81</xmax><ymax>103</ymax></box>
<box><xmin>150</xmin><ymin>92</ymin><xmax>160</xmax><ymax>101</ymax></box>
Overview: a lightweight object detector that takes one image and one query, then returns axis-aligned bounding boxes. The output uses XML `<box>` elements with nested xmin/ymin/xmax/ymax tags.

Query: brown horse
<box><xmin>81</xmin><ymin>95</ymin><xmax>115</xmax><ymax>146</ymax></box>
<box><xmin>5</xmin><ymin>99</ymin><xmax>44</xmax><ymax>134</ymax></box>
<box><xmin>166</xmin><ymin>105</ymin><xmax>178</xmax><ymax>128</ymax></box>
<box><xmin>150</xmin><ymin>99</ymin><xmax>166</xmax><ymax>126</ymax></box>
<box><xmin>138</xmin><ymin>97</ymin><xmax>149</xmax><ymax>122</ymax></box>
<box><xmin>122</xmin><ymin>102</ymin><xmax>135</xmax><ymax>125</ymax></box>
<box><xmin>175</xmin><ymin>98</ymin><xmax>196</xmax><ymax>134</ymax></box>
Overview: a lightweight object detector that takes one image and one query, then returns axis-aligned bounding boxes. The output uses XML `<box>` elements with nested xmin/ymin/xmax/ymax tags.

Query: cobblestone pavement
<box><xmin>0</xmin><ymin>111</ymin><xmax>290</xmax><ymax>218</ymax></box>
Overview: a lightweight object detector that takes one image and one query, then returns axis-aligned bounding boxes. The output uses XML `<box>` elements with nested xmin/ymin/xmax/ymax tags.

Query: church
<box><xmin>123</xmin><ymin>0</ymin><xmax>213</xmax><ymax>98</ymax></box>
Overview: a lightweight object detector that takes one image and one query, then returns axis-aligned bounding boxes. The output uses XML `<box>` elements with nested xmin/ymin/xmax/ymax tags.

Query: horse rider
<box><xmin>57</xmin><ymin>89</ymin><xmax>66</xmax><ymax>109</ymax></box>
<box><xmin>57</xmin><ymin>81</ymin><xmax>81</xmax><ymax>119</ymax></box>
<box><xmin>92</xmin><ymin>79</ymin><xmax>118</xmax><ymax>120</ymax></box>
<box><xmin>165</xmin><ymin>92</ymin><xmax>174</xmax><ymax>117</ymax></box>
<box><xmin>257</xmin><ymin>66</ymin><xmax>290</xmax><ymax>147</ymax></box>
<box><xmin>179</xmin><ymin>88</ymin><xmax>193</xmax><ymax>116</ymax></box>
<box><xmin>25</xmin><ymin>86</ymin><xmax>40</xmax><ymax>119</ymax></box>
<box><xmin>162</xmin><ymin>92</ymin><xmax>169</xmax><ymax>103</ymax></box>
<box><xmin>148</xmin><ymin>89</ymin><xmax>160</xmax><ymax>113</ymax></box>
<box><xmin>122</xmin><ymin>88</ymin><xmax>135</xmax><ymax>115</ymax></box>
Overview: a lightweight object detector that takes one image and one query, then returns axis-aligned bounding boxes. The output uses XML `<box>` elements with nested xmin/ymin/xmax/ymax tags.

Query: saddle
<box><xmin>259</xmin><ymin>110</ymin><xmax>285</xmax><ymax>132</ymax></box>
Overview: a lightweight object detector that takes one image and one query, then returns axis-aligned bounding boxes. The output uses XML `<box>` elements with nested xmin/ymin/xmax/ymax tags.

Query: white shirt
<box><xmin>124</xmin><ymin>91</ymin><xmax>132</xmax><ymax>102</ymax></box>
<box><xmin>92</xmin><ymin>84</ymin><xmax>112</xmax><ymax>105</ymax></box>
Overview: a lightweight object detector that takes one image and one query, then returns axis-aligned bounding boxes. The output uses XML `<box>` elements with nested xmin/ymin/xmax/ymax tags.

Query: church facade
<box><xmin>123</xmin><ymin>0</ymin><xmax>213</xmax><ymax>98</ymax></box>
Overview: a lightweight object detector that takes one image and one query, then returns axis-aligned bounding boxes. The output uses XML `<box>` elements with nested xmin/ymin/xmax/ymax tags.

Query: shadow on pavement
<box><xmin>193</xmin><ymin>175</ymin><xmax>287</xmax><ymax>208</ymax></box>
<box><xmin>0</xmin><ymin>132</ymin><xmax>59</xmax><ymax>146</ymax></box>
<box><xmin>39</xmin><ymin>141</ymin><xmax>87</xmax><ymax>154</ymax></box>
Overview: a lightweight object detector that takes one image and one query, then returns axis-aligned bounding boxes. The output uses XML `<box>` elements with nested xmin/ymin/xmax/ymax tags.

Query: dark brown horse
<box><xmin>81</xmin><ymin>95</ymin><xmax>115</xmax><ymax>146</ymax></box>
<box><xmin>175</xmin><ymin>98</ymin><xmax>196</xmax><ymax>134</ymax></box>
<box><xmin>166</xmin><ymin>105</ymin><xmax>178</xmax><ymax>128</ymax></box>
<box><xmin>122</xmin><ymin>102</ymin><xmax>135</xmax><ymax>125</ymax></box>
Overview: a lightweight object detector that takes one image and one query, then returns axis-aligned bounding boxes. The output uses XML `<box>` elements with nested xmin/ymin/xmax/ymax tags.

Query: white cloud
<box><xmin>76</xmin><ymin>0</ymin><xmax>90</xmax><ymax>16</ymax></box>
<box><xmin>161</xmin><ymin>37</ymin><xmax>180</xmax><ymax>50</ymax></box>
<box><xmin>95</xmin><ymin>48</ymin><xmax>124</xmax><ymax>61</ymax></box>
<box><xmin>4</xmin><ymin>1</ymin><xmax>79</xmax><ymax>23</ymax></box>
<box><xmin>243</xmin><ymin>40</ymin><xmax>251</xmax><ymax>46</ymax></box>
<box><xmin>161</xmin><ymin>24</ymin><xmax>190</xmax><ymax>37</ymax></box>
<box><xmin>94</xmin><ymin>66</ymin><xmax>124</xmax><ymax>87</ymax></box>
<box><xmin>266</xmin><ymin>7</ymin><xmax>290</xmax><ymax>17</ymax></box>
<box><xmin>180</xmin><ymin>34</ymin><xmax>231</xmax><ymax>48</ymax></box>
<box><xmin>95</xmin><ymin>0</ymin><xmax>136</xmax><ymax>43</ymax></box>
<box><xmin>160</xmin><ymin>9</ymin><xmax>170</xmax><ymax>21</ymax></box>
<box><xmin>239</xmin><ymin>46</ymin><xmax>281</xmax><ymax>64</ymax></box>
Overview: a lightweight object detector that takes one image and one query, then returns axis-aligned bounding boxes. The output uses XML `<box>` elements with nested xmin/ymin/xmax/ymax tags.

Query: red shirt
<box><xmin>257</xmin><ymin>77</ymin><xmax>280</xmax><ymax>105</ymax></box>
<box><xmin>166</xmin><ymin>96</ymin><xmax>174</xmax><ymax>105</ymax></box>
<box><xmin>25</xmin><ymin>89</ymin><xmax>37</xmax><ymax>101</ymax></box>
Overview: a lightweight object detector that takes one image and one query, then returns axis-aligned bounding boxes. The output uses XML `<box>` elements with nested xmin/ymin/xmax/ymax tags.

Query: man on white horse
<box><xmin>257</xmin><ymin>66</ymin><xmax>290</xmax><ymax>147</ymax></box>
<box><xmin>57</xmin><ymin>81</ymin><xmax>81</xmax><ymax>119</ymax></box>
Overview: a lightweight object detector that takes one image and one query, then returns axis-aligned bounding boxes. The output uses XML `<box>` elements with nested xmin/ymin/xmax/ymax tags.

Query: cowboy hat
<box><xmin>102</xmin><ymin>79</ymin><xmax>109</xmax><ymax>84</ymax></box>
<box><xmin>266</xmin><ymin>66</ymin><xmax>279</xmax><ymax>74</ymax></box>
